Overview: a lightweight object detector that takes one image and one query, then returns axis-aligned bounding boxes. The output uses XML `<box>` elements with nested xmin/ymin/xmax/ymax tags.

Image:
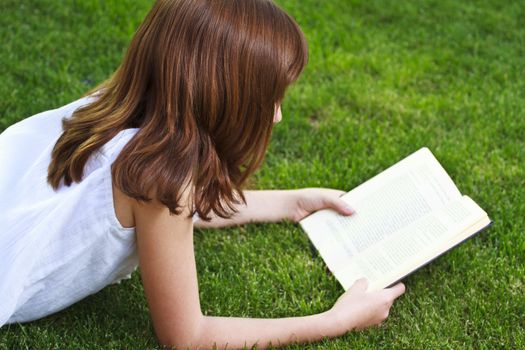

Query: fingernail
<box><xmin>344</xmin><ymin>205</ymin><xmax>355</xmax><ymax>214</ymax></box>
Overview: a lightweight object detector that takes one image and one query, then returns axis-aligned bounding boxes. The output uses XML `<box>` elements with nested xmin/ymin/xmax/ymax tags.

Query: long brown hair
<box><xmin>47</xmin><ymin>0</ymin><xmax>308</xmax><ymax>220</ymax></box>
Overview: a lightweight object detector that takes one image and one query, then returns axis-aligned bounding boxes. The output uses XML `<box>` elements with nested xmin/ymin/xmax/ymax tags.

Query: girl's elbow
<box><xmin>157</xmin><ymin>332</ymin><xmax>201</xmax><ymax>350</ymax></box>
<box><xmin>155</xmin><ymin>318</ymin><xmax>207</xmax><ymax>350</ymax></box>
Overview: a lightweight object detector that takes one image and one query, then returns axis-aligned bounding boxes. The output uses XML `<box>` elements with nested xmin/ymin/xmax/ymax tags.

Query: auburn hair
<box><xmin>47</xmin><ymin>0</ymin><xmax>308</xmax><ymax>221</ymax></box>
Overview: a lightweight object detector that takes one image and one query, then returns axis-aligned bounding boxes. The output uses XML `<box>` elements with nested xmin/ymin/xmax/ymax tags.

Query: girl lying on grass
<box><xmin>0</xmin><ymin>0</ymin><xmax>405</xmax><ymax>348</ymax></box>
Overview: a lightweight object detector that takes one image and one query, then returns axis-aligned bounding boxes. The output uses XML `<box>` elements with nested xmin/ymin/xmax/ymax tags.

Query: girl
<box><xmin>0</xmin><ymin>0</ymin><xmax>405</xmax><ymax>348</ymax></box>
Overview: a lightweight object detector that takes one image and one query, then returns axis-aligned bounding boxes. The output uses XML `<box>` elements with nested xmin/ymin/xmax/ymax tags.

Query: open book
<box><xmin>300</xmin><ymin>148</ymin><xmax>491</xmax><ymax>291</ymax></box>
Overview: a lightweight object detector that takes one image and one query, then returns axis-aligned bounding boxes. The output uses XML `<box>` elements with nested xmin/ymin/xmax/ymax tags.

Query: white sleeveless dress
<box><xmin>0</xmin><ymin>95</ymin><xmax>197</xmax><ymax>326</ymax></box>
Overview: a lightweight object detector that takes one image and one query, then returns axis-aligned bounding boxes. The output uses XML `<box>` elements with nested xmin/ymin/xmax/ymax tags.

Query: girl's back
<box><xmin>0</xmin><ymin>96</ymin><xmax>141</xmax><ymax>326</ymax></box>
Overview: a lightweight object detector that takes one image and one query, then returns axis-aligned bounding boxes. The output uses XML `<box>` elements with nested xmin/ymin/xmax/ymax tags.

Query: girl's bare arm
<box><xmin>194</xmin><ymin>188</ymin><xmax>354</xmax><ymax>229</ymax></box>
<box><xmin>134</xmin><ymin>191</ymin><xmax>405</xmax><ymax>350</ymax></box>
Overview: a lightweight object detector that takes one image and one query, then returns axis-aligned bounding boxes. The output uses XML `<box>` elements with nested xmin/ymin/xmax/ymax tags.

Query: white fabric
<box><xmin>0</xmin><ymin>95</ymin><xmax>197</xmax><ymax>326</ymax></box>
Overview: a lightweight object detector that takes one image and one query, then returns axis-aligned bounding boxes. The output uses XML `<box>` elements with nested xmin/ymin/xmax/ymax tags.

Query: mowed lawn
<box><xmin>1</xmin><ymin>0</ymin><xmax>524</xmax><ymax>349</ymax></box>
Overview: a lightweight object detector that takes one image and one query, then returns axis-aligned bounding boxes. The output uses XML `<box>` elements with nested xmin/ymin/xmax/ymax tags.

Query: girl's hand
<box><xmin>328</xmin><ymin>278</ymin><xmax>406</xmax><ymax>334</ymax></box>
<box><xmin>290</xmin><ymin>188</ymin><xmax>355</xmax><ymax>222</ymax></box>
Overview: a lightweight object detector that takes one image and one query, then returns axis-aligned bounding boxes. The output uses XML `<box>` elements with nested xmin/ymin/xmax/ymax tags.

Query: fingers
<box><xmin>386</xmin><ymin>282</ymin><xmax>406</xmax><ymax>299</ymax></box>
<box><xmin>324</xmin><ymin>194</ymin><xmax>355</xmax><ymax>216</ymax></box>
<box><xmin>335</xmin><ymin>190</ymin><xmax>347</xmax><ymax>197</ymax></box>
<box><xmin>350</xmin><ymin>277</ymin><xmax>369</xmax><ymax>291</ymax></box>
<box><xmin>312</xmin><ymin>188</ymin><xmax>346</xmax><ymax>197</ymax></box>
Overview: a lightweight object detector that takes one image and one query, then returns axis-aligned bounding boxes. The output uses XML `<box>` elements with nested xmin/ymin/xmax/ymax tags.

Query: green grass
<box><xmin>1</xmin><ymin>0</ymin><xmax>524</xmax><ymax>348</ymax></box>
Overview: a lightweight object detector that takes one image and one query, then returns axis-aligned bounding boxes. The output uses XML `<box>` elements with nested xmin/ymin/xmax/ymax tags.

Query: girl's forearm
<box><xmin>195</xmin><ymin>190</ymin><xmax>297</xmax><ymax>228</ymax></box>
<box><xmin>191</xmin><ymin>310</ymin><xmax>343</xmax><ymax>350</ymax></box>
<box><xmin>232</xmin><ymin>190</ymin><xmax>296</xmax><ymax>223</ymax></box>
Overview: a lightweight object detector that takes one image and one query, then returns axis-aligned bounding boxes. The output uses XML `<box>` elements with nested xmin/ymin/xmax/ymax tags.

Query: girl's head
<box><xmin>48</xmin><ymin>0</ymin><xmax>308</xmax><ymax>220</ymax></box>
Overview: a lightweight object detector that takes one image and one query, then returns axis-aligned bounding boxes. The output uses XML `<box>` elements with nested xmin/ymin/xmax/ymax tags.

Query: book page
<box><xmin>333</xmin><ymin>196</ymin><xmax>489</xmax><ymax>290</ymax></box>
<box><xmin>340</xmin><ymin>148</ymin><xmax>461</xmax><ymax>204</ymax></box>
<box><xmin>300</xmin><ymin>148</ymin><xmax>462</xmax><ymax>274</ymax></box>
